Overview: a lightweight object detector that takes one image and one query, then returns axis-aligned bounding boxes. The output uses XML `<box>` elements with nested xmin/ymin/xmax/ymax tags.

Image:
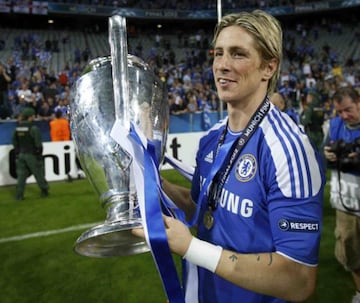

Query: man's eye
<box><xmin>233</xmin><ymin>52</ymin><xmax>244</xmax><ymax>58</ymax></box>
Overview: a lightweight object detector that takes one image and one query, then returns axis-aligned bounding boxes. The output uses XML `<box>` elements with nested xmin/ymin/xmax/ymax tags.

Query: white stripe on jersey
<box><xmin>206</xmin><ymin>117</ymin><xmax>228</xmax><ymax>135</ymax></box>
<box><xmin>261</xmin><ymin>109</ymin><xmax>322</xmax><ymax>198</ymax></box>
<box><xmin>264</xmin><ymin>111</ymin><xmax>307</xmax><ymax>197</ymax></box>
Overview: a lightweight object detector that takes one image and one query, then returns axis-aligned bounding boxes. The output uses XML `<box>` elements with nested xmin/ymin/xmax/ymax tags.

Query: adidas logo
<box><xmin>205</xmin><ymin>151</ymin><xmax>213</xmax><ymax>163</ymax></box>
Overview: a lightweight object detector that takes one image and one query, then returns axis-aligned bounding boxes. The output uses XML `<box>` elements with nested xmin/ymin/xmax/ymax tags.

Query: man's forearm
<box><xmin>215</xmin><ymin>250</ymin><xmax>317</xmax><ymax>302</ymax></box>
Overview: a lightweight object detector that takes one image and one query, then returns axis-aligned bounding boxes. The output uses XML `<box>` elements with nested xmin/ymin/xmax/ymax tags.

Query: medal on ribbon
<box><xmin>203</xmin><ymin>209</ymin><xmax>214</xmax><ymax>230</ymax></box>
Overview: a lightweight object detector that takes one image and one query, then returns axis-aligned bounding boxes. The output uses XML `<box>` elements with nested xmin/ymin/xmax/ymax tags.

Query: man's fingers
<box><xmin>132</xmin><ymin>215</ymin><xmax>173</xmax><ymax>239</ymax></box>
<box><xmin>132</xmin><ymin>228</ymin><xmax>145</xmax><ymax>238</ymax></box>
<box><xmin>162</xmin><ymin>214</ymin><xmax>172</xmax><ymax>228</ymax></box>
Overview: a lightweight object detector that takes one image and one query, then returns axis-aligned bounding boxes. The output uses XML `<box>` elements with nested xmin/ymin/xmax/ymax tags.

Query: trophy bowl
<box><xmin>70</xmin><ymin>55</ymin><xmax>168</xmax><ymax>257</ymax></box>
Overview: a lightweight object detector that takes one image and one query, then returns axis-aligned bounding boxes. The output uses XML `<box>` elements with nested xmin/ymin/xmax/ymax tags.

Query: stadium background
<box><xmin>0</xmin><ymin>1</ymin><xmax>359</xmax><ymax>302</ymax></box>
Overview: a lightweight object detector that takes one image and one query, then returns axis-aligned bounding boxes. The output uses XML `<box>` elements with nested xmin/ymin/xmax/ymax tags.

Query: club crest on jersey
<box><xmin>235</xmin><ymin>154</ymin><xmax>257</xmax><ymax>182</ymax></box>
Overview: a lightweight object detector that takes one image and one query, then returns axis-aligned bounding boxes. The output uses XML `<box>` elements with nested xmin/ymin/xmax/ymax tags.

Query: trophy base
<box><xmin>74</xmin><ymin>220</ymin><xmax>149</xmax><ymax>257</ymax></box>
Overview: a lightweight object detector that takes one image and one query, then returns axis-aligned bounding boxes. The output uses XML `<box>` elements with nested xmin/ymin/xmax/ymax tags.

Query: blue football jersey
<box><xmin>190</xmin><ymin>104</ymin><xmax>325</xmax><ymax>303</ymax></box>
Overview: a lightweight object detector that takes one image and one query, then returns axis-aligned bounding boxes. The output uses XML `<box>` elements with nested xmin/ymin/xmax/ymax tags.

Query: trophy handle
<box><xmin>109</xmin><ymin>14</ymin><xmax>130</xmax><ymax>125</ymax></box>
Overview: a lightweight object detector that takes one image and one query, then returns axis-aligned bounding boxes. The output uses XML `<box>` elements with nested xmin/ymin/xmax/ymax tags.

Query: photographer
<box><xmin>323</xmin><ymin>86</ymin><xmax>360</xmax><ymax>303</ymax></box>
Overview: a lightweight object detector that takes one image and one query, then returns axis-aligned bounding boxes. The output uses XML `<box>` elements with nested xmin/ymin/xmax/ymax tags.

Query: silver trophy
<box><xmin>69</xmin><ymin>15</ymin><xmax>168</xmax><ymax>257</ymax></box>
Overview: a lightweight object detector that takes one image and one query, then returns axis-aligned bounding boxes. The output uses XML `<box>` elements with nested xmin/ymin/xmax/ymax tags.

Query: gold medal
<box><xmin>203</xmin><ymin>210</ymin><xmax>214</xmax><ymax>230</ymax></box>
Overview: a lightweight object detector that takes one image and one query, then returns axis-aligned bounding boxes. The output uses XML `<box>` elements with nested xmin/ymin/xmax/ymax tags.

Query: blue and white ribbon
<box><xmin>164</xmin><ymin>154</ymin><xmax>194</xmax><ymax>182</ymax></box>
<box><xmin>110</xmin><ymin>120</ymin><xmax>185</xmax><ymax>303</ymax></box>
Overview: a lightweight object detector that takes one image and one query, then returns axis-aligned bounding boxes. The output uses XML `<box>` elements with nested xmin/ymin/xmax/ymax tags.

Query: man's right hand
<box><xmin>324</xmin><ymin>146</ymin><xmax>337</xmax><ymax>162</ymax></box>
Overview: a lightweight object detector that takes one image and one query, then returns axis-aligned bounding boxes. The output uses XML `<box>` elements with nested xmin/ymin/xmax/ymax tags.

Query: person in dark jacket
<box><xmin>300</xmin><ymin>91</ymin><xmax>325</xmax><ymax>150</ymax></box>
<box><xmin>12</xmin><ymin>108</ymin><xmax>49</xmax><ymax>200</ymax></box>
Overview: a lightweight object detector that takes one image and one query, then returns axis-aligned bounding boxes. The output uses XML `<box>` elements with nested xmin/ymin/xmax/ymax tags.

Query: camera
<box><xmin>327</xmin><ymin>137</ymin><xmax>360</xmax><ymax>173</ymax></box>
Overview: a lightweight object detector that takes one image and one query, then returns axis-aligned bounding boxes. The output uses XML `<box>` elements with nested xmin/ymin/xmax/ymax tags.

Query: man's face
<box><xmin>212</xmin><ymin>25</ymin><xmax>266</xmax><ymax>106</ymax></box>
<box><xmin>334</xmin><ymin>96</ymin><xmax>360</xmax><ymax>126</ymax></box>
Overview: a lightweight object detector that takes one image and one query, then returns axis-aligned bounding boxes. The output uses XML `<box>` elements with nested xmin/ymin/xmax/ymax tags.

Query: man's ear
<box><xmin>263</xmin><ymin>58</ymin><xmax>278</xmax><ymax>80</ymax></box>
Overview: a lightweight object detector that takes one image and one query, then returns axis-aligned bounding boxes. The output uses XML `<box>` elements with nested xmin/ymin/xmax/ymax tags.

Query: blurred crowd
<box><xmin>0</xmin><ymin>12</ymin><xmax>359</xmax><ymax>145</ymax></box>
<box><xmin>48</xmin><ymin>0</ymin><xmax>321</xmax><ymax>10</ymax></box>
<box><xmin>0</xmin><ymin>57</ymin><xmax>77</xmax><ymax>121</ymax></box>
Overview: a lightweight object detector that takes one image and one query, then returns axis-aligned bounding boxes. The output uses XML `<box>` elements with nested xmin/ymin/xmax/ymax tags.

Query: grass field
<box><xmin>0</xmin><ymin>169</ymin><xmax>355</xmax><ymax>303</ymax></box>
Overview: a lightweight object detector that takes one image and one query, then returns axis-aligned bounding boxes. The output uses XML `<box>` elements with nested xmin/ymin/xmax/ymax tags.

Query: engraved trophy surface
<box><xmin>70</xmin><ymin>16</ymin><xmax>168</xmax><ymax>257</ymax></box>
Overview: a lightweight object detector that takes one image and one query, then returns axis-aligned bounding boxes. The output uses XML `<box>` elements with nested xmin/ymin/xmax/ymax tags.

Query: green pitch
<box><xmin>0</xmin><ymin>170</ymin><xmax>355</xmax><ymax>302</ymax></box>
